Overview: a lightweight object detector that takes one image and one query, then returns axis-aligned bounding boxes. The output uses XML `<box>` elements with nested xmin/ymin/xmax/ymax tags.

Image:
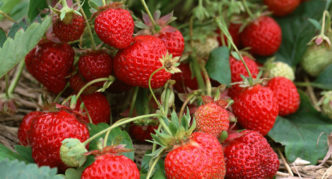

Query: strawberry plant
<box><xmin>0</xmin><ymin>0</ymin><xmax>332</xmax><ymax>178</ymax></box>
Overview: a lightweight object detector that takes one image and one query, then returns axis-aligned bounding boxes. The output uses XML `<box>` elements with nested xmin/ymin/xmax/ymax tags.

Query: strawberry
<box><xmin>78</xmin><ymin>51</ymin><xmax>112</xmax><ymax>86</ymax></box>
<box><xmin>113</xmin><ymin>35</ymin><xmax>172</xmax><ymax>88</ymax></box>
<box><xmin>217</xmin><ymin>23</ymin><xmax>241</xmax><ymax>47</ymax></box>
<box><xmin>94</xmin><ymin>7</ymin><xmax>134</xmax><ymax>49</ymax></box>
<box><xmin>53</xmin><ymin>13</ymin><xmax>85</xmax><ymax>42</ymax></box>
<box><xmin>232</xmin><ymin>85</ymin><xmax>278</xmax><ymax>135</ymax></box>
<box><xmin>224</xmin><ymin>130</ymin><xmax>279</xmax><ymax>179</ymax></box>
<box><xmin>264</xmin><ymin>0</ymin><xmax>300</xmax><ymax>16</ymax></box>
<box><xmin>192</xmin><ymin>36</ymin><xmax>219</xmax><ymax>59</ymax></box>
<box><xmin>194</xmin><ymin>103</ymin><xmax>229</xmax><ymax>137</ymax></box>
<box><xmin>69</xmin><ymin>73</ymin><xmax>98</xmax><ymax>94</ymax></box>
<box><xmin>267</xmin><ymin>77</ymin><xmax>300</xmax><ymax>116</ymax></box>
<box><xmin>107</xmin><ymin>79</ymin><xmax>131</xmax><ymax>93</ymax></box>
<box><xmin>29</xmin><ymin>110</ymin><xmax>89</xmax><ymax>171</ymax></box>
<box><xmin>25</xmin><ymin>41</ymin><xmax>74</xmax><ymax>93</ymax></box>
<box><xmin>171</xmin><ymin>63</ymin><xmax>198</xmax><ymax>93</ymax></box>
<box><xmin>157</xmin><ymin>25</ymin><xmax>184</xmax><ymax>57</ymax></box>
<box><xmin>129</xmin><ymin>124</ymin><xmax>158</xmax><ymax>143</ymax></box>
<box><xmin>265</xmin><ymin>61</ymin><xmax>295</xmax><ymax>81</ymax></box>
<box><xmin>230</xmin><ymin>55</ymin><xmax>259</xmax><ymax>82</ymax></box>
<box><xmin>165</xmin><ymin>132</ymin><xmax>226</xmax><ymax>178</ymax></box>
<box><xmin>321</xmin><ymin>91</ymin><xmax>332</xmax><ymax>119</ymax></box>
<box><xmin>240</xmin><ymin>16</ymin><xmax>282</xmax><ymax>56</ymax></box>
<box><xmin>18</xmin><ymin>111</ymin><xmax>43</xmax><ymax>146</ymax></box>
<box><xmin>76</xmin><ymin>93</ymin><xmax>111</xmax><ymax>124</ymax></box>
<box><xmin>301</xmin><ymin>44</ymin><xmax>332</xmax><ymax>76</ymax></box>
<box><xmin>81</xmin><ymin>154</ymin><xmax>140</xmax><ymax>178</ymax></box>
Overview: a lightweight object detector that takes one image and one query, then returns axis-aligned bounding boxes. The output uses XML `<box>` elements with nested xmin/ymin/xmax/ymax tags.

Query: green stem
<box><xmin>62</xmin><ymin>0</ymin><xmax>69</xmax><ymax>8</ymax></box>
<box><xmin>102</xmin><ymin>0</ymin><xmax>106</xmax><ymax>6</ymax></box>
<box><xmin>191</xmin><ymin>56</ymin><xmax>206</xmax><ymax>90</ymax></box>
<box><xmin>320</xmin><ymin>10</ymin><xmax>329</xmax><ymax>36</ymax></box>
<box><xmin>83</xmin><ymin>113</ymin><xmax>161</xmax><ymax>146</ymax></box>
<box><xmin>103</xmin><ymin>127</ymin><xmax>111</xmax><ymax>147</ymax></box>
<box><xmin>200</xmin><ymin>64</ymin><xmax>212</xmax><ymax>96</ymax></box>
<box><xmin>158</xmin><ymin>117</ymin><xmax>172</xmax><ymax>135</ymax></box>
<box><xmin>6</xmin><ymin>60</ymin><xmax>25</xmax><ymax>99</ymax></box>
<box><xmin>75</xmin><ymin>0</ymin><xmax>96</xmax><ymax>50</ymax></box>
<box><xmin>242</xmin><ymin>0</ymin><xmax>254</xmax><ymax>19</ymax></box>
<box><xmin>146</xmin><ymin>155</ymin><xmax>162</xmax><ymax>179</ymax></box>
<box><xmin>0</xmin><ymin>10</ymin><xmax>16</xmax><ymax>23</ymax></box>
<box><xmin>129</xmin><ymin>87</ymin><xmax>139</xmax><ymax>117</ymax></box>
<box><xmin>148</xmin><ymin>67</ymin><xmax>165</xmax><ymax>116</ymax></box>
<box><xmin>152</xmin><ymin>125</ymin><xmax>162</xmax><ymax>152</ymax></box>
<box><xmin>76</xmin><ymin>76</ymin><xmax>113</xmax><ymax>100</ymax></box>
<box><xmin>140</xmin><ymin>0</ymin><xmax>158</xmax><ymax>32</ymax></box>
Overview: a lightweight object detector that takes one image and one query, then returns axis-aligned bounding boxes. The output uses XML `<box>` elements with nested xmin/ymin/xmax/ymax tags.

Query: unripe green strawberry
<box><xmin>266</xmin><ymin>61</ymin><xmax>295</xmax><ymax>81</ymax></box>
<box><xmin>322</xmin><ymin>91</ymin><xmax>332</xmax><ymax>119</ymax></box>
<box><xmin>301</xmin><ymin>44</ymin><xmax>332</xmax><ymax>76</ymax></box>
<box><xmin>192</xmin><ymin>36</ymin><xmax>219</xmax><ymax>59</ymax></box>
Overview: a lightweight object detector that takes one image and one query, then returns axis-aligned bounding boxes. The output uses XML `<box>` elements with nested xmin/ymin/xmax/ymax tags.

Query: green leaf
<box><xmin>88</xmin><ymin>123</ymin><xmax>135</xmax><ymax>160</ymax></box>
<box><xmin>0</xmin><ymin>15</ymin><xmax>51</xmax><ymax>78</ymax></box>
<box><xmin>0</xmin><ymin>144</ymin><xmax>23</xmax><ymax>161</ymax></box>
<box><xmin>64</xmin><ymin>167</ymin><xmax>84</xmax><ymax>179</ymax></box>
<box><xmin>205</xmin><ymin>47</ymin><xmax>231</xmax><ymax>85</ymax></box>
<box><xmin>313</xmin><ymin>64</ymin><xmax>332</xmax><ymax>90</ymax></box>
<box><xmin>10</xmin><ymin>0</ymin><xmax>29</xmax><ymax>21</ymax></box>
<box><xmin>8</xmin><ymin>20</ymin><xmax>28</xmax><ymax>38</ymax></box>
<box><xmin>0</xmin><ymin>28</ymin><xmax>6</xmax><ymax>47</ymax></box>
<box><xmin>268</xmin><ymin>91</ymin><xmax>332</xmax><ymax>164</ymax></box>
<box><xmin>14</xmin><ymin>145</ymin><xmax>34</xmax><ymax>163</ymax></box>
<box><xmin>28</xmin><ymin>0</ymin><xmax>47</xmax><ymax>22</ymax></box>
<box><xmin>141</xmin><ymin>151</ymin><xmax>166</xmax><ymax>179</ymax></box>
<box><xmin>0</xmin><ymin>0</ymin><xmax>21</xmax><ymax>20</ymax></box>
<box><xmin>88</xmin><ymin>0</ymin><xmax>103</xmax><ymax>10</ymax></box>
<box><xmin>0</xmin><ymin>159</ymin><xmax>63</xmax><ymax>179</ymax></box>
<box><xmin>274</xmin><ymin>0</ymin><xmax>325</xmax><ymax>66</ymax></box>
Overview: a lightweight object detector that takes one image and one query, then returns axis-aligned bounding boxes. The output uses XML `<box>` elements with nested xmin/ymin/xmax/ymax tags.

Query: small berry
<box><xmin>53</xmin><ymin>13</ymin><xmax>85</xmax><ymax>42</ymax></box>
<box><xmin>157</xmin><ymin>25</ymin><xmax>184</xmax><ymax>57</ymax></box>
<box><xmin>266</xmin><ymin>61</ymin><xmax>295</xmax><ymax>81</ymax></box>
<box><xmin>264</xmin><ymin>0</ymin><xmax>301</xmax><ymax>16</ymax></box>
<box><xmin>301</xmin><ymin>44</ymin><xmax>332</xmax><ymax>76</ymax></box>
<box><xmin>322</xmin><ymin>91</ymin><xmax>332</xmax><ymax>120</ymax></box>
<box><xmin>192</xmin><ymin>36</ymin><xmax>219</xmax><ymax>59</ymax></box>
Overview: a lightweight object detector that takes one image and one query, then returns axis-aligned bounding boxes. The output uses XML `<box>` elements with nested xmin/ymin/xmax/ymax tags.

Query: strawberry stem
<box><xmin>200</xmin><ymin>64</ymin><xmax>212</xmax><ymax>96</ymax></box>
<box><xmin>76</xmin><ymin>76</ymin><xmax>114</xmax><ymax>100</ymax></box>
<box><xmin>191</xmin><ymin>56</ymin><xmax>206</xmax><ymax>90</ymax></box>
<box><xmin>148</xmin><ymin>67</ymin><xmax>166</xmax><ymax>116</ymax></box>
<box><xmin>129</xmin><ymin>87</ymin><xmax>139</xmax><ymax>117</ymax></box>
<box><xmin>242</xmin><ymin>0</ymin><xmax>254</xmax><ymax>19</ymax></box>
<box><xmin>179</xmin><ymin>93</ymin><xmax>196</xmax><ymax>120</ymax></box>
<box><xmin>83</xmin><ymin>113</ymin><xmax>161</xmax><ymax>146</ymax></box>
<box><xmin>146</xmin><ymin>155</ymin><xmax>163</xmax><ymax>179</ymax></box>
<box><xmin>140</xmin><ymin>0</ymin><xmax>158</xmax><ymax>33</ymax></box>
<box><xmin>6</xmin><ymin>60</ymin><xmax>24</xmax><ymax>99</ymax></box>
<box><xmin>0</xmin><ymin>10</ymin><xmax>16</xmax><ymax>23</ymax></box>
<box><xmin>102</xmin><ymin>0</ymin><xmax>106</xmax><ymax>6</ymax></box>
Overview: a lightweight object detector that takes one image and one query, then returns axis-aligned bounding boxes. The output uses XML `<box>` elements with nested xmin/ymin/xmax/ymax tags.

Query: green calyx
<box><xmin>60</xmin><ymin>138</ymin><xmax>88</xmax><ymax>167</ymax></box>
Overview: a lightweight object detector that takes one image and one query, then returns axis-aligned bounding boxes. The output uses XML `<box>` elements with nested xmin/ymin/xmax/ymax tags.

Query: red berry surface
<box><xmin>194</xmin><ymin>103</ymin><xmax>229</xmax><ymax>137</ymax></box>
<box><xmin>81</xmin><ymin>154</ymin><xmax>140</xmax><ymax>179</ymax></box>
<box><xmin>224</xmin><ymin>130</ymin><xmax>279</xmax><ymax>179</ymax></box>
<box><xmin>53</xmin><ymin>14</ymin><xmax>85</xmax><ymax>42</ymax></box>
<box><xmin>114</xmin><ymin>35</ymin><xmax>171</xmax><ymax>88</ymax></box>
<box><xmin>94</xmin><ymin>8</ymin><xmax>134</xmax><ymax>49</ymax></box>
<box><xmin>76</xmin><ymin>93</ymin><xmax>111</xmax><ymax>124</ymax></box>
<box><xmin>230</xmin><ymin>55</ymin><xmax>259</xmax><ymax>82</ymax></box>
<box><xmin>165</xmin><ymin>132</ymin><xmax>226</xmax><ymax>178</ymax></box>
<box><xmin>18</xmin><ymin>111</ymin><xmax>43</xmax><ymax>146</ymax></box>
<box><xmin>29</xmin><ymin>110</ymin><xmax>89</xmax><ymax>171</ymax></box>
<box><xmin>157</xmin><ymin>25</ymin><xmax>184</xmax><ymax>57</ymax></box>
<box><xmin>171</xmin><ymin>63</ymin><xmax>198</xmax><ymax>93</ymax></box>
<box><xmin>217</xmin><ymin>23</ymin><xmax>241</xmax><ymax>47</ymax></box>
<box><xmin>264</xmin><ymin>0</ymin><xmax>301</xmax><ymax>16</ymax></box>
<box><xmin>267</xmin><ymin>77</ymin><xmax>300</xmax><ymax>116</ymax></box>
<box><xmin>69</xmin><ymin>73</ymin><xmax>97</xmax><ymax>94</ymax></box>
<box><xmin>240</xmin><ymin>16</ymin><xmax>282</xmax><ymax>56</ymax></box>
<box><xmin>232</xmin><ymin>85</ymin><xmax>279</xmax><ymax>135</ymax></box>
<box><xmin>129</xmin><ymin>124</ymin><xmax>158</xmax><ymax>143</ymax></box>
<box><xmin>25</xmin><ymin>41</ymin><xmax>74</xmax><ymax>93</ymax></box>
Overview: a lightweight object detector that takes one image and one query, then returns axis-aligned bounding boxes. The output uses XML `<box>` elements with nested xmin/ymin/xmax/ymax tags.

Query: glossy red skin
<box><xmin>129</xmin><ymin>124</ymin><xmax>158</xmax><ymax>143</ymax></box>
<box><xmin>53</xmin><ymin>14</ymin><xmax>85</xmax><ymax>42</ymax></box>
<box><xmin>264</xmin><ymin>0</ymin><xmax>300</xmax><ymax>16</ymax></box>
<box><xmin>114</xmin><ymin>35</ymin><xmax>171</xmax><ymax>89</ymax></box>
<box><xmin>76</xmin><ymin>93</ymin><xmax>111</xmax><ymax>124</ymax></box>
<box><xmin>81</xmin><ymin>154</ymin><xmax>140</xmax><ymax>179</ymax></box>
<box><xmin>230</xmin><ymin>55</ymin><xmax>259</xmax><ymax>82</ymax></box>
<box><xmin>165</xmin><ymin>132</ymin><xmax>226</xmax><ymax>179</ymax></box>
<box><xmin>95</xmin><ymin>8</ymin><xmax>134</xmax><ymax>49</ymax></box>
<box><xmin>217</xmin><ymin>23</ymin><xmax>241</xmax><ymax>47</ymax></box>
<box><xmin>78</xmin><ymin>51</ymin><xmax>112</xmax><ymax>86</ymax></box>
<box><xmin>18</xmin><ymin>111</ymin><xmax>43</xmax><ymax>146</ymax></box>
<box><xmin>25</xmin><ymin>41</ymin><xmax>74</xmax><ymax>93</ymax></box>
<box><xmin>224</xmin><ymin>130</ymin><xmax>279</xmax><ymax>179</ymax></box>
<box><xmin>195</xmin><ymin>103</ymin><xmax>230</xmax><ymax>137</ymax></box>
<box><xmin>240</xmin><ymin>16</ymin><xmax>282</xmax><ymax>56</ymax></box>
<box><xmin>232</xmin><ymin>85</ymin><xmax>279</xmax><ymax>136</ymax></box>
<box><xmin>267</xmin><ymin>77</ymin><xmax>300</xmax><ymax>116</ymax></box>
<box><xmin>171</xmin><ymin>63</ymin><xmax>198</xmax><ymax>93</ymax></box>
<box><xmin>156</xmin><ymin>25</ymin><xmax>184</xmax><ymax>57</ymax></box>
<box><xmin>30</xmin><ymin>111</ymin><xmax>89</xmax><ymax>171</ymax></box>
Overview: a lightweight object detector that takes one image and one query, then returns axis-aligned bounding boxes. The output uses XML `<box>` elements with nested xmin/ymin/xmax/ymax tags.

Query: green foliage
<box><xmin>14</xmin><ymin>145</ymin><xmax>34</xmax><ymax>163</ymax></box>
<box><xmin>88</xmin><ymin>123</ymin><xmax>135</xmax><ymax>160</ymax></box>
<box><xmin>0</xmin><ymin>144</ymin><xmax>34</xmax><ymax>163</ymax></box>
<box><xmin>0</xmin><ymin>28</ymin><xmax>6</xmax><ymax>47</ymax></box>
<box><xmin>28</xmin><ymin>0</ymin><xmax>47</xmax><ymax>21</ymax></box>
<box><xmin>0</xmin><ymin>159</ymin><xmax>63</xmax><ymax>179</ymax></box>
<box><xmin>205</xmin><ymin>47</ymin><xmax>231</xmax><ymax>86</ymax></box>
<box><xmin>0</xmin><ymin>144</ymin><xmax>24</xmax><ymax>161</ymax></box>
<box><xmin>140</xmin><ymin>151</ymin><xmax>166</xmax><ymax>179</ymax></box>
<box><xmin>0</xmin><ymin>15</ymin><xmax>51</xmax><ymax>78</ymax></box>
<box><xmin>269</xmin><ymin>91</ymin><xmax>332</xmax><ymax>164</ymax></box>
<box><xmin>64</xmin><ymin>167</ymin><xmax>84</xmax><ymax>179</ymax></box>
<box><xmin>0</xmin><ymin>0</ymin><xmax>21</xmax><ymax>20</ymax></box>
<box><xmin>314</xmin><ymin>64</ymin><xmax>332</xmax><ymax>90</ymax></box>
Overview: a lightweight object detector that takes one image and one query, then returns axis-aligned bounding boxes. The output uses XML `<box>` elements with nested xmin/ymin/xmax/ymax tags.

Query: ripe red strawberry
<box><xmin>267</xmin><ymin>77</ymin><xmax>300</xmax><ymax>116</ymax></box>
<box><xmin>18</xmin><ymin>111</ymin><xmax>43</xmax><ymax>146</ymax></box>
<box><xmin>29</xmin><ymin>110</ymin><xmax>89</xmax><ymax>171</ymax></box>
<box><xmin>76</xmin><ymin>93</ymin><xmax>111</xmax><ymax>124</ymax></box>
<box><xmin>240</xmin><ymin>16</ymin><xmax>282</xmax><ymax>56</ymax></box>
<box><xmin>129</xmin><ymin>124</ymin><xmax>158</xmax><ymax>143</ymax></box>
<box><xmin>171</xmin><ymin>63</ymin><xmax>198</xmax><ymax>93</ymax></box>
<box><xmin>25</xmin><ymin>41</ymin><xmax>74</xmax><ymax>93</ymax></box>
<box><xmin>78</xmin><ymin>51</ymin><xmax>112</xmax><ymax>86</ymax></box>
<box><xmin>156</xmin><ymin>25</ymin><xmax>184</xmax><ymax>57</ymax></box>
<box><xmin>264</xmin><ymin>0</ymin><xmax>300</xmax><ymax>16</ymax></box>
<box><xmin>194</xmin><ymin>103</ymin><xmax>229</xmax><ymax>137</ymax></box>
<box><xmin>232</xmin><ymin>85</ymin><xmax>278</xmax><ymax>135</ymax></box>
<box><xmin>165</xmin><ymin>132</ymin><xmax>226</xmax><ymax>178</ymax></box>
<box><xmin>107</xmin><ymin>79</ymin><xmax>131</xmax><ymax>93</ymax></box>
<box><xmin>94</xmin><ymin>7</ymin><xmax>134</xmax><ymax>49</ymax></box>
<box><xmin>53</xmin><ymin>13</ymin><xmax>85</xmax><ymax>42</ymax></box>
<box><xmin>224</xmin><ymin>130</ymin><xmax>279</xmax><ymax>179</ymax></box>
<box><xmin>217</xmin><ymin>23</ymin><xmax>241</xmax><ymax>47</ymax></box>
<box><xmin>69</xmin><ymin>73</ymin><xmax>98</xmax><ymax>94</ymax></box>
<box><xmin>81</xmin><ymin>154</ymin><xmax>140</xmax><ymax>178</ymax></box>
<box><xmin>113</xmin><ymin>35</ymin><xmax>172</xmax><ymax>88</ymax></box>
<box><xmin>230</xmin><ymin>55</ymin><xmax>259</xmax><ymax>82</ymax></box>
